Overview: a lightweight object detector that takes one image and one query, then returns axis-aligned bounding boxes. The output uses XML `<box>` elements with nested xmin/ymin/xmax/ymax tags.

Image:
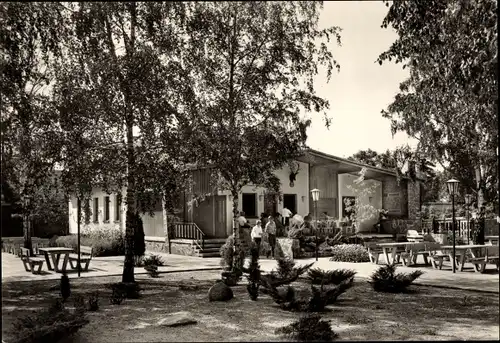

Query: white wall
<box><xmin>220</xmin><ymin>160</ymin><xmax>310</xmax><ymax>232</ymax></box>
<box><xmin>338</xmin><ymin>174</ymin><xmax>382</xmax><ymax>231</ymax></box>
<box><xmin>68</xmin><ymin>187</ymin><xmax>126</xmax><ymax>234</ymax></box>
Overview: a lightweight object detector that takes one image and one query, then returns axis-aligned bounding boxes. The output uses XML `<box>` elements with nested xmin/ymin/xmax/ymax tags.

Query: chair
<box><xmin>20</xmin><ymin>247</ymin><xmax>45</xmax><ymax>274</ymax></box>
<box><xmin>68</xmin><ymin>246</ymin><xmax>93</xmax><ymax>271</ymax></box>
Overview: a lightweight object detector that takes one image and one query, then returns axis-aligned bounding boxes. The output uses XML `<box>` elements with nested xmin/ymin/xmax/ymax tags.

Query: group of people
<box><xmin>236</xmin><ymin>207</ymin><xmax>299</xmax><ymax>259</ymax></box>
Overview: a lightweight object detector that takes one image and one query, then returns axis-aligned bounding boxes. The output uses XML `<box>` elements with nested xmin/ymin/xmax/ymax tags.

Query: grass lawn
<box><xmin>2</xmin><ymin>270</ymin><xmax>499</xmax><ymax>342</ymax></box>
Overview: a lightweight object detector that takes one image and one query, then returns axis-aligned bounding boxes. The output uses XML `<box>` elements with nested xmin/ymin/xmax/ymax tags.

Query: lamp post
<box><xmin>465</xmin><ymin>194</ymin><xmax>473</xmax><ymax>245</ymax></box>
<box><xmin>311</xmin><ymin>189</ymin><xmax>320</xmax><ymax>261</ymax></box>
<box><xmin>446</xmin><ymin>179</ymin><xmax>460</xmax><ymax>273</ymax></box>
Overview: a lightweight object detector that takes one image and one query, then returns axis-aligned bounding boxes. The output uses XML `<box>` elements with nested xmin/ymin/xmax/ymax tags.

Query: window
<box><xmin>104</xmin><ymin>196</ymin><xmax>110</xmax><ymax>222</ymax></box>
<box><xmin>115</xmin><ymin>194</ymin><xmax>121</xmax><ymax>221</ymax></box>
<box><xmin>242</xmin><ymin>193</ymin><xmax>257</xmax><ymax>217</ymax></box>
<box><xmin>283</xmin><ymin>194</ymin><xmax>297</xmax><ymax>215</ymax></box>
<box><xmin>93</xmin><ymin>197</ymin><xmax>99</xmax><ymax>223</ymax></box>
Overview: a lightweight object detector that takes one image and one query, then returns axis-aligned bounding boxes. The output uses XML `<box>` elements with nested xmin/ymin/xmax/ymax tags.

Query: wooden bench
<box><xmin>68</xmin><ymin>246</ymin><xmax>93</xmax><ymax>271</ymax></box>
<box><xmin>400</xmin><ymin>243</ymin><xmax>429</xmax><ymax>266</ymax></box>
<box><xmin>20</xmin><ymin>247</ymin><xmax>45</xmax><ymax>274</ymax></box>
<box><xmin>422</xmin><ymin>243</ymin><xmax>448</xmax><ymax>270</ymax></box>
<box><xmin>469</xmin><ymin>246</ymin><xmax>499</xmax><ymax>273</ymax></box>
<box><xmin>364</xmin><ymin>241</ymin><xmax>384</xmax><ymax>264</ymax></box>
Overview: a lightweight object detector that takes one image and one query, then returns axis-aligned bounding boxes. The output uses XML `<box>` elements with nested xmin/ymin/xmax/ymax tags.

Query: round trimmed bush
<box><xmin>208</xmin><ymin>281</ymin><xmax>234</xmax><ymax>302</ymax></box>
<box><xmin>329</xmin><ymin>244</ymin><xmax>370</xmax><ymax>263</ymax></box>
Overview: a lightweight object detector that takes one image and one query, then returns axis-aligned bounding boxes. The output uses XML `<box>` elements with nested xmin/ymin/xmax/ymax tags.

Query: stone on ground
<box><xmin>157</xmin><ymin>311</ymin><xmax>197</xmax><ymax>327</ymax></box>
<box><xmin>208</xmin><ymin>281</ymin><xmax>234</xmax><ymax>301</ymax></box>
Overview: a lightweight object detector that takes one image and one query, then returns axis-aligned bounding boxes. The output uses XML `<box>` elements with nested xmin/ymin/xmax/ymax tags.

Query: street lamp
<box><xmin>446</xmin><ymin>179</ymin><xmax>460</xmax><ymax>273</ymax></box>
<box><xmin>465</xmin><ymin>194</ymin><xmax>474</xmax><ymax>245</ymax></box>
<box><xmin>311</xmin><ymin>188</ymin><xmax>320</xmax><ymax>261</ymax></box>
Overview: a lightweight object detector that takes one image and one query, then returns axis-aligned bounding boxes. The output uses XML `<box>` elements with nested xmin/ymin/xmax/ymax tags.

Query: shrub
<box><xmin>48</xmin><ymin>235</ymin><xmax>59</xmax><ymax>247</ymax></box>
<box><xmin>219</xmin><ymin>235</ymin><xmax>245</xmax><ymax>282</ymax></box>
<box><xmin>308</xmin><ymin>268</ymin><xmax>357</xmax><ymax>285</ymax></box>
<box><xmin>55</xmin><ymin>227</ymin><xmax>125</xmax><ymax>257</ymax></box>
<box><xmin>329</xmin><ymin>244</ymin><xmax>369</xmax><ymax>263</ymax></box>
<box><xmin>88</xmin><ymin>292</ymin><xmax>99</xmax><ymax>311</ymax></box>
<box><xmin>369</xmin><ymin>264</ymin><xmax>424</xmax><ymax>293</ymax></box>
<box><xmin>13</xmin><ymin>299</ymin><xmax>88</xmax><ymax>343</ymax></box>
<box><xmin>246</xmin><ymin>246</ymin><xmax>261</xmax><ymax>301</ymax></box>
<box><xmin>145</xmin><ymin>265</ymin><xmax>159</xmax><ymax>278</ymax></box>
<box><xmin>276</xmin><ymin>258</ymin><xmax>297</xmax><ymax>279</ymax></box>
<box><xmin>136</xmin><ymin>254</ymin><xmax>165</xmax><ymax>267</ymax></box>
<box><xmin>275</xmin><ymin>313</ymin><xmax>337</xmax><ymax>342</ymax></box>
<box><xmin>60</xmin><ymin>272</ymin><xmax>71</xmax><ymax>302</ymax></box>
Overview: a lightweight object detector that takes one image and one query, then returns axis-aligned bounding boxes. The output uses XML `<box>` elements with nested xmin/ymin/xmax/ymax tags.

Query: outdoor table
<box><xmin>485</xmin><ymin>236</ymin><xmax>499</xmax><ymax>245</ymax></box>
<box><xmin>376</xmin><ymin>242</ymin><xmax>418</xmax><ymax>265</ymax></box>
<box><xmin>38</xmin><ymin>247</ymin><xmax>74</xmax><ymax>273</ymax></box>
<box><xmin>440</xmin><ymin>244</ymin><xmax>490</xmax><ymax>272</ymax></box>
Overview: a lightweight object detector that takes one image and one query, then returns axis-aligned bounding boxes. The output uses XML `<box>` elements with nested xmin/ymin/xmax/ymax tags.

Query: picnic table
<box><xmin>38</xmin><ymin>247</ymin><xmax>74</xmax><ymax>273</ymax></box>
<box><xmin>485</xmin><ymin>236</ymin><xmax>499</xmax><ymax>245</ymax></box>
<box><xmin>376</xmin><ymin>242</ymin><xmax>420</xmax><ymax>265</ymax></box>
<box><xmin>440</xmin><ymin>244</ymin><xmax>492</xmax><ymax>272</ymax></box>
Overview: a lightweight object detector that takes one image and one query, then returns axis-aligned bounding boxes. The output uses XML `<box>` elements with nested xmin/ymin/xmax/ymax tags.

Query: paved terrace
<box><xmin>2</xmin><ymin>252</ymin><xmax>498</xmax><ymax>293</ymax></box>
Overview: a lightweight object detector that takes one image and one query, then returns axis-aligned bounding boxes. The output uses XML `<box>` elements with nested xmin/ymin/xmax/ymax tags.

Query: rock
<box><xmin>157</xmin><ymin>311</ymin><xmax>197</xmax><ymax>327</ymax></box>
<box><xmin>208</xmin><ymin>281</ymin><xmax>233</xmax><ymax>302</ymax></box>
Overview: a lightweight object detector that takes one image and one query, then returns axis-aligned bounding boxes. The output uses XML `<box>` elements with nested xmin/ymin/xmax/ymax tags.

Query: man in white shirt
<box><xmin>282</xmin><ymin>207</ymin><xmax>293</xmax><ymax>226</ymax></box>
<box><xmin>251</xmin><ymin>220</ymin><xmax>263</xmax><ymax>252</ymax></box>
<box><xmin>265</xmin><ymin>216</ymin><xmax>277</xmax><ymax>258</ymax></box>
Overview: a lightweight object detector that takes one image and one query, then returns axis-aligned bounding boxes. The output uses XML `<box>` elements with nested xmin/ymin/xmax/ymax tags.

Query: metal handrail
<box><xmin>172</xmin><ymin>222</ymin><xmax>205</xmax><ymax>249</ymax></box>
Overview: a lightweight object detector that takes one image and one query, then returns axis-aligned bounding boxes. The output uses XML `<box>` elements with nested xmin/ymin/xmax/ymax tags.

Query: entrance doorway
<box><xmin>283</xmin><ymin>194</ymin><xmax>297</xmax><ymax>215</ymax></box>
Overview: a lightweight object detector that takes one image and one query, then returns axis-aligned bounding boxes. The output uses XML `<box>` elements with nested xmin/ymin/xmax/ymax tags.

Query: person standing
<box><xmin>251</xmin><ymin>220</ymin><xmax>263</xmax><ymax>253</ymax></box>
<box><xmin>237</xmin><ymin>211</ymin><xmax>250</xmax><ymax>228</ymax></box>
<box><xmin>265</xmin><ymin>215</ymin><xmax>277</xmax><ymax>258</ymax></box>
<box><xmin>282</xmin><ymin>207</ymin><xmax>292</xmax><ymax>226</ymax></box>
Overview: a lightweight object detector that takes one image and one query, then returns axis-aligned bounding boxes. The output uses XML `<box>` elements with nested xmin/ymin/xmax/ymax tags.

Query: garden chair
<box><xmin>20</xmin><ymin>247</ymin><xmax>45</xmax><ymax>274</ymax></box>
<box><xmin>406</xmin><ymin>229</ymin><xmax>424</xmax><ymax>242</ymax></box>
<box><xmin>68</xmin><ymin>245</ymin><xmax>94</xmax><ymax>271</ymax></box>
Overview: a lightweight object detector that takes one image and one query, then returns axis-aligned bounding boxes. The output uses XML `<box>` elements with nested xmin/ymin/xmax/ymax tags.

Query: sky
<box><xmin>305</xmin><ymin>1</ymin><xmax>417</xmax><ymax>158</ymax></box>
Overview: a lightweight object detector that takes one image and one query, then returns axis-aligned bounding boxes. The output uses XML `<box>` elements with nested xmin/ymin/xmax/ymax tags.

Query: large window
<box><xmin>283</xmin><ymin>194</ymin><xmax>297</xmax><ymax>215</ymax></box>
<box><xmin>93</xmin><ymin>197</ymin><xmax>99</xmax><ymax>223</ymax></box>
<box><xmin>104</xmin><ymin>196</ymin><xmax>110</xmax><ymax>222</ymax></box>
<box><xmin>115</xmin><ymin>194</ymin><xmax>121</xmax><ymax>221</ymax></box>
<box><xmin>242</xmin><ymin>193</ymin><xmax>257</xmax><ymax>217</ymax></box>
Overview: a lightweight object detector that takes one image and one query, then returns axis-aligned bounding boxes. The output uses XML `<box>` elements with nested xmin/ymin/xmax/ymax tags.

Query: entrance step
<box><xmin>197</xmin><ymin>251</ymin><xmax>222</xmax><ymax>258</ymax></box>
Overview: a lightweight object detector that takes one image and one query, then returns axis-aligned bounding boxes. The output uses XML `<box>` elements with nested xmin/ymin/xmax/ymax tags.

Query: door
<box><xmin>264</xmin><ymin>193</ymin><xmax>278</xmax><ymax>216</ymax></box>
<box><xmin>214</xmin><ymin>196</ymin><xmax>227</xmax><ymax>238</ymax></box>
<box><xmin>283</xmin><ymin>194</ymin><xmax>297</xmax><ymax>215</ymax></box>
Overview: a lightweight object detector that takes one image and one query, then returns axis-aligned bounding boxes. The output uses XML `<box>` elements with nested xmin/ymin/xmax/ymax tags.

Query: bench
<box><xmin>364</xmin><ymin>242</ymin><xmax>384</xmax><ymax>264</ymax></box>
<box><xmin>422</xmin><ymin>243</ymin><xmax>449</xmax><ymax>270</ymax></box>
<box><xmin>68</xmin><ymin>246</ymin><xmax>93</xmax><ymax>271</ymax></box>
<box><xmin>20</xmin><ymin>247</ymin><xmax>45</xmax><ymax>274</ymax></box>
<box><xmin>469</xmin><ymin>246</ymin><xmax>499</xmax><ymax>273</ymax></box>
<box><xmin>400</xmin><ymin>243</ymin><xmax>429</xmax><ymax>266</ymax></box>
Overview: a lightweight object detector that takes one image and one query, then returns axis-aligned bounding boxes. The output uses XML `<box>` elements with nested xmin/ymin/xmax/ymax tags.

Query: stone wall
<box><xmin>169</xmin><ymin>241</ymin><xmax>196</xmax><ymax>256</ymax></box>
<box><xmin>145</xmin><ymin>240</ymin><xmax>169</xmax><ymax>254</ymax></box>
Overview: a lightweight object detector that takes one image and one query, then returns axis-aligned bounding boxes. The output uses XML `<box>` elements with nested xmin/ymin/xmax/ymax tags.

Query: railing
<box><xmin>172</xmin><ymin>222</ymin><xmax>205</xmax><ymax>249</ymax></box>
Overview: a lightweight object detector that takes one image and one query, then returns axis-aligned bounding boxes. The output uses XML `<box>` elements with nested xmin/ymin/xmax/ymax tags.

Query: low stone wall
<box><xmin>169</xmin><ymin>240</ymin><xmax>196</xmax><ymax>256</ymax></box>
<box><xmin>145</xmin><ymin>239</ymin><xmax>169</xmax><ymax>254</ymax></box>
